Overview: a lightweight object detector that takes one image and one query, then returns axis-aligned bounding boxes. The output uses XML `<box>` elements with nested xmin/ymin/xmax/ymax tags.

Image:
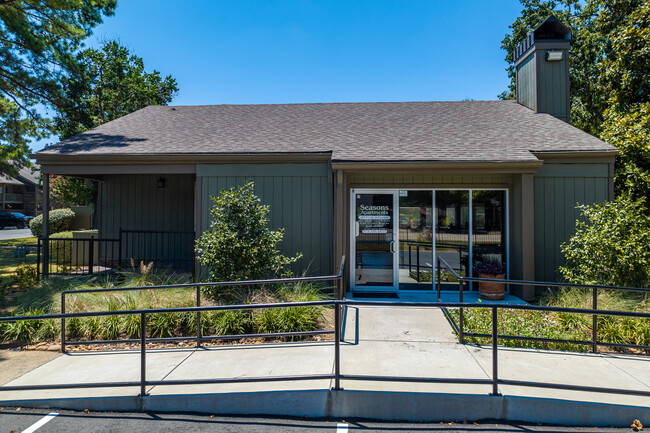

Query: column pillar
<box><xmin>520</xmin><ymin>173</ymin><xmax>535</xmax><ymax>297</ymax></box>
<box><xmin>42</xmin><ymin>174</ymin><xmax>50</xmax><ymax>277</ymax></box>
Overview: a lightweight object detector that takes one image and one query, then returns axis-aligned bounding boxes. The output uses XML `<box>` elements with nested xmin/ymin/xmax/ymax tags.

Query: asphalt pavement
<box><xmin>0</xmin><ymin>408</ymin><xmax>634</xmax><ymax>432</ymax></box>
<box><xmin>0</xmin><ymin>228</ymin><xmax>33</xmax><ymax>241</ymax></box>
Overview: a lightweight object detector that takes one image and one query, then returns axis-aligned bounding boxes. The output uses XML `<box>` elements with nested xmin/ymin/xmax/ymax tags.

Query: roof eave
<box><xmin>331</xmin><ymin>160</ymin><xmax>543</xmax><ymax>174</ymax></box>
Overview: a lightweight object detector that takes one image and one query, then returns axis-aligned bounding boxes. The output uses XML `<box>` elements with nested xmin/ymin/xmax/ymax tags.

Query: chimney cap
<box><xmin>533</xmin><ymin>15</ymin><xmax>571</xmax><ymax>41</ymax></box>
<box><xmin>513</xmin><ymin>15</ymin><xmax>571</xmax><ymax>63</ymax></box>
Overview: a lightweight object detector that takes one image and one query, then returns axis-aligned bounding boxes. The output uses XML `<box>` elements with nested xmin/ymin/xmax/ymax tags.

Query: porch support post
<box><xmin>520</xmin><ymin>173</ymin><xmax>535</xmax><ymax>298</ymax></box>
<box><xmin>333</xmin><ymin>169</ymin><xmax>347</xmax><ymax>294</ymax></box>
<box><xmin>42</xmin><ymin>174</ymin><xmax>50</xmax><ymax>277</ymax></box>
<box><xmin>193</xmin><ymin>175</ymin><xmax>202</xmax><ymax>281</ymax></box>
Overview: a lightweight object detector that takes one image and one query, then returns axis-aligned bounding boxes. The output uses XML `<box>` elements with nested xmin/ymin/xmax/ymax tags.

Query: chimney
<box><xmin>513</xmin><ymin>16</ymin><xmax>571</xmax><ymax>122</ymax></box>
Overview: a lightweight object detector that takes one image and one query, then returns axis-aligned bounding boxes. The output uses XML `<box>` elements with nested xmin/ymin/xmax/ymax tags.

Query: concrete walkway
<box><xmin>1</xmin><ymin>306</ymin><xmax>649</xmax><ymax>426</ymax></box>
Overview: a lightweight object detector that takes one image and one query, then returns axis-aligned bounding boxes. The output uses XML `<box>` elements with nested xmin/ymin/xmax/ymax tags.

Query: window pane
<box><xmin>399</xmin><ymin>190</ymin><xmax>433</xmax><ymax>290</ymax></box>
<box><xmin>436</xmin><ymin>190</ymin><xmax>469</xmax><ymax>286</ymax></box>
<box><xmin>472</xmin><ymin>190</ymin><xmax>506</xmax><ymax>277</ymax></box>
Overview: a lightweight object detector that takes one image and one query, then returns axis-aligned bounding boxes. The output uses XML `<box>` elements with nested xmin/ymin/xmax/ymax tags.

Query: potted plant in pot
<box><xmin>475</xmin><ymin>259</ymin><xmax>506</xmax><ymax>300</ymax></box>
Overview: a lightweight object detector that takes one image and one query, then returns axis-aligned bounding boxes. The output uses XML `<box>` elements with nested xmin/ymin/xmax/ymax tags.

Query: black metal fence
<box><xmin>2</xmin><ymin>256</ymin><xmax>650</xmax><ymax>400</ymax></box>
<box><xmin>37</xmin><ymin>237</ymin><xmax>120</xmax><ymax>277</ymax></box>
<box><xmin>37</xmin><ymin>228</ymin><xmax>195</xmax><ymax>279</ymax></box>
<box><xmin>436</xmin><ymin>256</ymin><xmax>650</xmax><ymax>353</ymax></box>
<box><xmin>119</xmin><ymin>228</ymin><xmax>195</xmax><ymax>272</ymax></box>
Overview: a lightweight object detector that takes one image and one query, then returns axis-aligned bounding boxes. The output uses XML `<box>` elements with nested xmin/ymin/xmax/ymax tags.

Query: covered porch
<box><xmin>37</xmin><ymin>158</ymin><xmax>198</xmax><ymax>278</ymax></box>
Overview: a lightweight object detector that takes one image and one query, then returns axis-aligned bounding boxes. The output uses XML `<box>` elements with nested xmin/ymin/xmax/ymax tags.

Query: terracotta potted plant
<box><xmin>475</xmin><ymin>260</ymin><xmax>506</xmax><ymax>300</ymax></box>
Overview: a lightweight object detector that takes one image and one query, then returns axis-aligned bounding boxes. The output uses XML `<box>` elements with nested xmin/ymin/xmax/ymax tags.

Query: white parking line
<box><xmin>22</xmin><ymin>412</ymin><xmax>58</xmax><ymax>433</ymax></box>
<box><xmin>337</xmin><ymin>422</ymin><xmax>349</xmax><ymax>432</ymax></box>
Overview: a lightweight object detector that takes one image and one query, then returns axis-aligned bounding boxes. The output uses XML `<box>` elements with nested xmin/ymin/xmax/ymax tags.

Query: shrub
<box><xmin>254</xmin><ymin>306</ymin><xmax>320</xmax><ymax>337</ymax></box>
<box><xmin>29</xmin><ymin>208</ymin><xmax>75</xmax><ymax>236</ymax></box>
<box><xmin>101</xmin><ymin>299</ymin><xmax>122</xmax><ymax>340</ymax></box>
<box><xmin>66</xmin><ymin>316</ymin><xmax>82</xmax><ymax>338</ymax></box>
<box><xmin>195</xmin><ymin>181</ymin><xmax>301</xmax><ymax>300</ymax></box>
<box><xmin>50</xmin><ymin>231</ymin><xmax>74</xmax><ymax>266</ymax></box>
<box><xmin>147</xmin><ymin>308</ymin><xmax>179</xmax><ymax>338</ymax></box>
<box><xmin>122</xmin><ymin>297</ymin><xmax>141</xmax><ymax>338</ymax></box>
<box><xmin>37</xmin><ymin>319</ymin><xmax>59</xmax><ymax>340</ymax></box>
<box><xmin>447</xmin><ymin>307</ymin><xmax>592</xmax><ymax>352</ymax></box>
<box><xmin>560</xmin><ymin>196</ymin><xmax>650</xmax><ymax>287</ymax></box>
<box><xmin>50</xmin><ymin>176</ymin><xmax>96</xmax><ymax>207</ymax></box>
<box><xmin>81</xmin><ymin>316</ymin><xmax>101</xmax><ymax>339</ymax></box>
<box><xmin>214</xmin><ymin>310</ymin><xmax>252</xmax><ymax>335</ymax></box>
<box><xmin>2</xmin><ymin>309</ymin><xmax>44</xmax><ymax>344</ymax></box>
<box><xmin>14</xmin><ymin>264</ymin><xmax>38</xmax><ymax>290</ymax></box>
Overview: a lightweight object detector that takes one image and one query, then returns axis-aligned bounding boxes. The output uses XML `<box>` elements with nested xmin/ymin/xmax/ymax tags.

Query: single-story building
<box><xmin>33</xmin><ymin>17</ymin><xmax>616</xmax><ymax>300</ymax></box>
<box><xmin>0</xmin><ymin>165</ymin><xmax>41</xmax><ymax>217</ymax></box>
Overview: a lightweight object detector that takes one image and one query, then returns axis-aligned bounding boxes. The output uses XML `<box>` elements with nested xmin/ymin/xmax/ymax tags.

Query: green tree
<box><xmin>503</xmin><ymin>0</ymin><xmax>650</xmax><ymax>199</ymax></box>
<box><xmin>594</xmin><ymin>0</ymin><xmax>650</xmax><ymax>200</ymax></box>
<box><xmin>560</xmin><ymin>196</ymin><xmax>650</xmax><ymax>287</ymax></box>
<box><xmin>500</xmin><ymin>0</ymin><xmax>606</xmax><ymax>136</ymax></box>
<box><xmin>601</xmin><ymin>105</ymin><xmax>650</xmax><ymax>200</ymax></box>
<box><xmin>55</xmin><ymin>40</ymin><xmax>178</xmax><ymax>139</ymax></box>
<box><xmin>50</xmin><ymin>175</ymin><xmax>95</xmax><ymax>206</ymax></box>
<box><xmin>0</xmin><ymin>0</ymin><xmax>116</xmax><ymax>174</ymax></box>
<box><xmin>51</xmin><ymin>40</ymin><xmax>178</xmax><ymax>207</ymax></box>
<box><xmin>195</xmin><ymin>181</ymin><xmax>302</xmax><ymax>300</ymax></box>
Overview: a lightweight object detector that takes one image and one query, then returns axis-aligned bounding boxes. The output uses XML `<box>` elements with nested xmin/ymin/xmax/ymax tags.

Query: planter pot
<box><xmin>478</xmin><ymin>273</ymin><xmax>506</xmax><ymax>300</ymax></box>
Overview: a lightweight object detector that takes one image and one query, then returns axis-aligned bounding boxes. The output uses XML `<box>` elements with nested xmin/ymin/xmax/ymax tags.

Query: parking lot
<box><xmin>0</xmin><ymin>227</ymin><xmax>33</xmax><ymax>241</ymax></box>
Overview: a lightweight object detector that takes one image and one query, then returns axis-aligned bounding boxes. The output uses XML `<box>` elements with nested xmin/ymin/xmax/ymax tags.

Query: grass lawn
<box><xmin>0</xmin><ymin>237</ymin><xmax>38</xmax><ymax>247</ymax></box>
<box><xmin>447</xmin><ymin>287</ymin><xmax>650</xmax><ymax>353</ymax></box>
<box><xmin>0</xmin><ymin>247</ymin><xmax>37</xmax><ymax>279</ymax></box>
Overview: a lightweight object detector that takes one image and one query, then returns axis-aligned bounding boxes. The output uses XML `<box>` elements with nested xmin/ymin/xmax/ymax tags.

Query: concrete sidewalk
<box><xmin>1</xmin><ymin>306</ymin><xmax>649</xmax><ymax>426</ymax></box>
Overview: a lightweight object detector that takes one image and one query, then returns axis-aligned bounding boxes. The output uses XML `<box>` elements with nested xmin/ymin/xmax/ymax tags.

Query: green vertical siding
<box><xmin>198</xmin><ymin>163</ymin><xmax>334</xmax><ymax>275</ymax></box>
<box><xmin>98</xmin><ymin>174</ymin><xmax>195</xmax><ymax>264</ymax></box>
<box><xmin>536</xmin><ymin>49</ymin><xmax>569</xmax><ymax>121</ymax></box>
<box><xmin>534</xmin><ymin>164</ymin><xmax>610</xmax><ymax>281</ymax></box>
<box><xmin>516</xmin><ymin>54</ymin><xmax>536</xmax><ymax>112</ymax></box>
<box><xmin>99</xmin><ymin>174</ymin><xmax>194</xmax><ymax>236</ymax></box>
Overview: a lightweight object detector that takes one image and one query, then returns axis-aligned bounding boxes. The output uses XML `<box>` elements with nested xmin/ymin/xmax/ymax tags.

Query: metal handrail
<box><xmin>1</xmin><ymin>255</ymin><xmax>649</xmax><ymax>401</ymax></box>
<box><xmin>58</xmin><ymin>255</ymin><xmax>347</xmax><ymax>353</ymax></box>
<box><xmin>1</xmin><ymin>299</ymin><xmax>649</xmax><ymax>399</ymax></box>
<box><xmin>435</xmin><ymin>255</ymin><xmax>650</xmax><ymax>352</ymax></box>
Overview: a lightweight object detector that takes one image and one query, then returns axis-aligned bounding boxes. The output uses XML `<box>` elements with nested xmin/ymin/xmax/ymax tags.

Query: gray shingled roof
<box><xmin>38</xmin><ymin>100</ymin><xmax>613</xmax><ymax>162</ymax></box>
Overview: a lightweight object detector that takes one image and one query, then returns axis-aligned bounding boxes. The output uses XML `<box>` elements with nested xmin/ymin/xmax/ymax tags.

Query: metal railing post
<box><xmin>416</xmin><ymin>245</ymin><xmax>420</xmax><ymax>282</ymax></box>
<box><xmin>436</xmin><ymin>257</ymin><xmax>441</xmax><ymax>302</ymax></box>
<box><xmin>36</xmin><ymin>238</ymin><xmax>41</xmax><ymax>281</ymax></box>
<box><xmin>592</xmin><ymin>287</ymin><xmax>598</xmax><ymax>353</ymax></box>
<box><xmin>458</xmin><ymin>279</ymin><xmax>464</xmax><ymax>344</ymax></box>
<box><xmin>60</xmin><ymin>292</ymin><xmax>66</xmax><ymax>353</ymax></box>
<box><xmin>196</xmin><ymin>287</ymin><xmax>202</xmax><ymax>348</ymax></box>
<box><xmin>408</xmin><ymin>244</ymin><xmax>412</xmax><ymax>274</ymax></box>
<box><xmin>118</xmin><ymin>227</ymin><xmax>123</xmax><ymax>269</ymax></box>
<box><xmin>43</xmin><ymin>237</ymin><xmax>49</xmax><ymax>278</ymax></box>
<box><xmin>334</xmin><ymin>301</ymin><xmax>341</xmax><ymax>390</ymax></box>
<box><xmin>140</xmin><ymin>312</ymin><xmax>147</xmax><ymax>397</ymax></box>
<box><xmin>88</xmin><ymin>238</ymin><xmax>94</xmax><ymax>275</ymax></box>
<box><xmin>491</xmin><ymin>306</ymin><xmax>500</xmax><ymax>396</ymax></box>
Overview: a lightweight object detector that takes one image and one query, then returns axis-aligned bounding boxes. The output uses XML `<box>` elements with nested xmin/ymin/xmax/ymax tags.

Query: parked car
<box><xmin>0</xmin><ymin>212</ymin><xmax>34</xmax><ymax>229</ymax></box>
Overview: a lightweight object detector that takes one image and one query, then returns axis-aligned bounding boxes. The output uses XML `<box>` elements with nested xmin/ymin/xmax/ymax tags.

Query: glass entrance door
<box><xmin>352</xmin><ymin>191</ymin><xmax>397</xmax><ymax>291</ymax></box>
<box><xmin>398</xmin><ymin>190</ymin><xmax>434</xmax><ymax>290</ymax></box>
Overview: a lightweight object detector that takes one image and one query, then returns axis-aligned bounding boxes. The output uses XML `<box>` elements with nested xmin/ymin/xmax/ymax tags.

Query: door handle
<box><xmin>389</xmin><ymin>240</ymin><xmax>396</xmax><ymax>254</ymax></box>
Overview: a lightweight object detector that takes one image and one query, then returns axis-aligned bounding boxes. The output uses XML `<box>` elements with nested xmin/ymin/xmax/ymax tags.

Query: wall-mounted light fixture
<box><xmin>156</xmin><ymin>177</ymin><xmax>166</xmax><ymax>188</ymax></box>
<box><xmin>546</xmin><ymin>51</ymin><xmax>564</xmax><ymax>62</ymax></box>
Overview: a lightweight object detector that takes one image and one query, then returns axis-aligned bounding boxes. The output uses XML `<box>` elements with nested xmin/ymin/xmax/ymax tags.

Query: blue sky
<box><xmin>33</xmin><ymin>0</ymin><xmax>524</xmax><ymax>151</ymax></box>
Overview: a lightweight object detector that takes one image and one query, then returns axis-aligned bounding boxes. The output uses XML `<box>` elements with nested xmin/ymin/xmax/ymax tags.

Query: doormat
<box><xmin>351</xmin><ymin>292</ymin><xmax>399</xmax><ymax>299</ymax></box>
